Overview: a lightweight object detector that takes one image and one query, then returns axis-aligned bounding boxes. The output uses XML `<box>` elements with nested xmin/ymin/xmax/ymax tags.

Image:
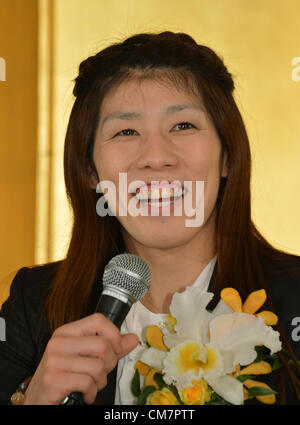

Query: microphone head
<box><xmin>102</xmin><ymin>253</ymin><xmax>151</xmax><ymax>305</ymax></box>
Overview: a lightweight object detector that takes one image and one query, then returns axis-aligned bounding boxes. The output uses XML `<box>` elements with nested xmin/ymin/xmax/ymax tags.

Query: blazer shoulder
<box><xmin>24</xmin><ymin>260</ymin><xmax>62</xmax><ymax>282</ymax></box>
<box><xmin>13</xmin><ymin>260</ymin><xmax>62</xmax><ymax>294</ymax></box>
<box><xmin>1</xmin><ymin>261</ymin><xmax>63</xmax><ymax>325</ymax></box>
<box><xmin>262</xmin><ymin>250</ymin><xmax>300</xmax><ymax>284</ymax></box>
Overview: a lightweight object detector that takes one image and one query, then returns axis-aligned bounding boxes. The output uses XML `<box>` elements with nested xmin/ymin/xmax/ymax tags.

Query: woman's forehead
<box><xmin>100</xmin><ymin>73</ymin><xmax>204</xmax><ymax>111</ymax></box>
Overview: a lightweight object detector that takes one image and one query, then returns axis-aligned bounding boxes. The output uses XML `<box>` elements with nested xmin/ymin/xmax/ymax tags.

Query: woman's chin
<box><xmin>122</xmin><ymin>221</ymin><xmax>199</xmax><ymax>250</ymax></box>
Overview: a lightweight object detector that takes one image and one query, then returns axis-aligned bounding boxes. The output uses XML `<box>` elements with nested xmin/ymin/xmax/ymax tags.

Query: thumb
<box><xmin>118</xmin><ymin>333</ymin><xmax>139</xmax><ymax>358</ymax></box>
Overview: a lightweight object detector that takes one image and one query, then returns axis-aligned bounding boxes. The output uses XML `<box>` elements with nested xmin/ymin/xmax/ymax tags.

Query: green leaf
<box><xmin>137</xmin><ymin>385</ymin><xmax>156</xmax><ymax>405</ymax></box>
<box><xmin>208</xmin><ymin>391</ymin><xmax>219</xmax><ymax>402</ymax></box>
<box><xmin>272</xmin><ymin>356</ymin><xmax>283</xmax><ymax>371</ymax></box>
<box><xmin>205</xmin><ymin>399</ymin><xmax>232</xmax><ymax>405</ymax></box>
<box><xmin>131</xmin><ymin>368</ymin><xmax>140</xmax><ymax>397</ymax></box>
<box><xmin>153</xmin><ymin>373</ymin><xmax>166</xmax><ymax>390</ymax></box>
<box><xmin>167</xmin><ymin>384</ymin><xmax>183</xmax><ymax>405</ymax></box>
<box><xmin>247</xmin><ymin>386</ymin><xmax>277</xmax><ymax>397</ymax></box>
<box><xmin>253</xmin><ymin>346</ymin><xmax>266</xmax><ymax>362</ymax></box>
<box><xmin>205</xmin><ymin>392</ymin><xmax>232</xmax><ymax>405</ymax></box>
<box><xmin>235</xmin><ymin>374</ymin><xmax>254</xmax><ymax>383</ymax></box>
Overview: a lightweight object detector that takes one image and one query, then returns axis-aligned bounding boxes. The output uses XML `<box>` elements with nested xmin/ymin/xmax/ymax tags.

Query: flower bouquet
<box><xmin>131</xmin><ymin>285</ymin><xmax>284</xmax><ymax>405</ymax></box>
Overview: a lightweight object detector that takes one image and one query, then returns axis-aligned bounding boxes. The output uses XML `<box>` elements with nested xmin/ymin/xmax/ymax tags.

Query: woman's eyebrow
<box><xmin>101</xmin><ymin>104</ymin><xmax>205</xmax><ymax>126</ymax></box>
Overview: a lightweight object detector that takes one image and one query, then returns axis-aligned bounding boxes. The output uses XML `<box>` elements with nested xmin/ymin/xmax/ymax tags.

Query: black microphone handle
<box><xmin>61</xmin><ymin>293</ymin><xmax>131</xmax><ymax>405</ymax></box>
<box><xmin>95</xmin><ymin>294</ymin><xmax>132</xmax><ymax>329</ymax></box>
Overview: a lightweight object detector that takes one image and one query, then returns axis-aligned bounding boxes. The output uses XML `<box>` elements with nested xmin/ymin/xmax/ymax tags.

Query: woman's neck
<box><xmin>140</xmin><ymin>253</ymin><xmax>216</xmax><ymax>314</ymax></box>
<box><xmin>125</xmin><ymin>239</ymin><xmax>217</xmax><ymax>314</ymax></box>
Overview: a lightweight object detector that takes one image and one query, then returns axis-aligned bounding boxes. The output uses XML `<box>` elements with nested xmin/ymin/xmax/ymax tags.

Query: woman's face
<box><xmin>93</xmin><ymin>77</ymin><xmax>227</xmax><ymax>251</ymax></box>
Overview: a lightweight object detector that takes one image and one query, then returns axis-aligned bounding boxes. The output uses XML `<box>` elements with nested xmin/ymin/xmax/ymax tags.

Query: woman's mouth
<box><xmin>135</xmin><ymin>185</ymin><xmax>186</xmax><ymax>206</ymax></box>
<box><xmin>132</xmin><ymin>183</ymin><xmax>187</xmax><ymax>214</ymax></box>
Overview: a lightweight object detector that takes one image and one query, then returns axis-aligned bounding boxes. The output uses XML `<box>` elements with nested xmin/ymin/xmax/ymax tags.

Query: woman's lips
<box><xmin>129</xmin><ymin>187</ymin><xmax>188</xmax><ymax>216</ymax></box>
<box><xmin>135</xmin><ymin>183</ymin><xmax>185</xmax><ymax>202</ymax></box>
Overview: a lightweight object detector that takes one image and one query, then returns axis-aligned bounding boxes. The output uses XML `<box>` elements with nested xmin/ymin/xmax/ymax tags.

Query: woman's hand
<box><xmin>23</xmin><ymin>313</ymin><xmax>138</xmax><ymax>405</ymax></box>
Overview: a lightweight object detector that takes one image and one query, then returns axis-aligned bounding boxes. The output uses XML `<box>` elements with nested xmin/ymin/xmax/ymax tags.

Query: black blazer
<box><xmin>1</xmin><ymin>251</ymin><xmax>300</xmax><ymax>405</ymax></box>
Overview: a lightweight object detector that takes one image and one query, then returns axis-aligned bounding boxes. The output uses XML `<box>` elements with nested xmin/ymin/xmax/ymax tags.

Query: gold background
<box><xmin>0</xmin><ymin>0</ymin><xmax>300</xmax><ymax>306</ymax></box>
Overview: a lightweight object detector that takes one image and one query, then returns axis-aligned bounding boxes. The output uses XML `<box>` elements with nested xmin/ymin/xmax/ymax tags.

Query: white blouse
<box><xmin>114</xmin><ymin>255</ymin><xmax>217</xmax><ymax>405</ymax></box>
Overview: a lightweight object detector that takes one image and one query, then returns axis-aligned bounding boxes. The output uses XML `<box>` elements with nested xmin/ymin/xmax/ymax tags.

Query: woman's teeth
<box><xmin>135</xmin><ymin>186</ymin><xmax>185</xmax><ymax>204</ymax></box>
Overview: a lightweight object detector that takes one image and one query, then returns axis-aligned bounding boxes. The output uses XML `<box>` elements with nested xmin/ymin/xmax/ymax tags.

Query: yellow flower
<box><xmin>238</xmin><ymin>361</ymin><xmax>272</xmax><ymax>376</ymax></box>
<box><xmin>256</xmin><ymin>311</ymin><xmax>278</xmax><ymax>326</ymax></box>
<box><xmin>243</xmin><ymin>379</ymin><xmax>276</xmax><ymax>404</ymax></box>
<box><xmin>243</xmin><ymin>387</ymin><xmax>254</xmax><ymax>401</ymax></box>
<box><xmin>145</xmin><ymin>325</ymin><xmax>168</xmax><ymax>351</ymax></box>
<box><xmin>145</xmin><ymin>368</ymin><xmax>161</xmax><ymax>389</ymax></box>
<box><xmin>179</xmin><ymin>379</ymin><xmax>211</xmax><ymax>405</ymax></box>
<box><xmin>235</xmin><ymin>361</ymin><xmax>276</xmax><ymax>404</ymax></box>
<box><xmin>134</xmin><ymin>361</ymin><xmax>151</xmax><ymax>376</ymax></box>
<box><xmin>220</xmin><ymin>288</ymin><xmax>243</xmax><ymax>312</ymax></box>
<box><xmin>221</xmin><ymin>287</ymin><xmax>278</xmax><ymax>325</ymax></box>
<box><xmin>147</xmin><ymin>387</ymin><xmax>181</xmax><ymax>405</ymax></box>
<box><xmin>163</xmin><ymin>314</ymin><xmax>177</xmax><ymax>334</ymax></box>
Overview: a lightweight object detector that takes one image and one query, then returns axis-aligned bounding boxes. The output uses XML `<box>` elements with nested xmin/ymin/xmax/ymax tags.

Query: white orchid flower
<box><xmin>139</xmin><ymin>285</ymin><xmax>282</xmax><ymax>405</ymax></box>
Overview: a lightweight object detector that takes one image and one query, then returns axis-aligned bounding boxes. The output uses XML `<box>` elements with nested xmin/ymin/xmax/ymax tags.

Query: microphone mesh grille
<box><xmin>102</xmin><ymin>253</ymin><xmax>151</xmax><ymax>301</ymax></box>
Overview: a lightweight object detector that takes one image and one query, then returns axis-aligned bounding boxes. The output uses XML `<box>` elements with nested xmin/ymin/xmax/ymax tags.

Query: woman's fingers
<box><xmin>48</xmin><ymin>355</ymin><xmax>109</xmax><ymax>389</ymax></box>
<box><xmin>41</xmin><ymin>371</ymin><xmax>99</xmax><ymax>405</ymax></box>
<box><xmin>23</xmin><ymin>313</ymin><xmax>139</xmax><ymax>404</ymax></box>
<box><xmin>47</xmin><ymin>335</ymin><xmax>118</xmax><ymax>367</ymax></box>
<box><xmin>54</xmin><ymin>313</ymin><xmax>123</xmax><ymax>356</ymax></box>
<box><xmin>118</xmin><ymin>333</ymin><xmax>139</xmax><ymax>358</ymax></box>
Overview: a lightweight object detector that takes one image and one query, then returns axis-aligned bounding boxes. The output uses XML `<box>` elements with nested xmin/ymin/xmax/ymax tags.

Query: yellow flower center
<box><xmin>175</xmin><ymin>342</ymin><xmax>218</xmax><ymax>375</ymax></box>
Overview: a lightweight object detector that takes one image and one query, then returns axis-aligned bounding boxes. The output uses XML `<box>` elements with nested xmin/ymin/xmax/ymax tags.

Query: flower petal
<box><xmin>206</xmin><ymin>374</ymin><xmax>244</xmax><ymax>405</ymax></box>
<box><xmin>243</xmin><ymin>379</ymin><xmax>276</xmax><ymax>404</ymax></box>
<box><xmin>167</xmin><ymin>286</ymin><xmax>214</xmax><ymax>347</ymax></box>
<box><xmin>220</xmin><ymin>288</ymin><xmax>242</xmax><ymax>312</ymax></box>
<box><xmin>139</xmin><ymin>347</ymin><xmax>167</xmax><ymax>371</ymax></box>
<box><xmin>218</xmin><ymin>350</ymin><xmax>235</xmax><ymax>374</ymax></box>
<box><xmin>212</xmin><ymin>299</ymin><xmax>234</xmax><ymax>316</ymax></box>
<box><xmin>145</xmin><ymin>325</ymin><xmax>168</xmax><ymax>351</ymax></box>
<box><xmin>242</xmin><ymin>289</ymin><xmax>266</xmax><ymax>314</ymax></box>
<box><xmin>209</xmin><ymin>312</ymin><xmax>281</xmax><ymax>366</ymax></box>
<box><xmin>256</xmin><ymin>311</ymin><xmax>278</xmax><ymax>326</ymax></box>
<box><xmin>239</xmin><ymin>361</ymin><xmax>272</xmax><ymax>375</ymax></box>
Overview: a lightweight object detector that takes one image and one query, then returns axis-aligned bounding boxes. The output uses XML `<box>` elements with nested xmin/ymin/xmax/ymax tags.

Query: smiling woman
<box><xmin>0</xmin><ymin>31</ymin><xmax>300</xmax><ymax>406</ymax></box>
<box><xmin>92</xmin><ymin>78</ymin><xmax>221</xmax><ymax>238</ymax></box>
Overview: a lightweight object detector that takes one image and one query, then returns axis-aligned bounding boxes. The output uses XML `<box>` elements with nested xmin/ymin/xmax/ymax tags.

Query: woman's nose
<box><xmin>135</xmin><ymin>134</ymin><xmax>178</xmax><ymax>170</ymax></box>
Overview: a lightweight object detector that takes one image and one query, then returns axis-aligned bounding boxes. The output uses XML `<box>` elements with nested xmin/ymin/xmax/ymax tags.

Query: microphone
<box><xmin>61</xmin><ymin>253</ymin><xmax>151</xmax><ymax>405</ymax></box>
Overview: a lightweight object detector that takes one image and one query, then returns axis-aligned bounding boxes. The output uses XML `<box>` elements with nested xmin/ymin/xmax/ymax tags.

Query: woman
<box><xmin>0</xmin><ymin>31</ymin><xmax>299</xmax><ymax>405</ymax></box>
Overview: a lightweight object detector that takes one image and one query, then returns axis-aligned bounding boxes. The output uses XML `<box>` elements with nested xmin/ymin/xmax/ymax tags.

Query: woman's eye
<box><xmin>113</xmin><ymin>128</ymin><xmax>137</xmax><ymax>137</ymax></box>
<box><xmin>113</xmin><ymin>122</ymin><xmax>196</xmax><ymax>138</ymax></box>
<box><xmin>173</xmin><ymin>122</ymin><xmax>196</xmax><ymax>131</ymax></box>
